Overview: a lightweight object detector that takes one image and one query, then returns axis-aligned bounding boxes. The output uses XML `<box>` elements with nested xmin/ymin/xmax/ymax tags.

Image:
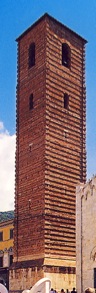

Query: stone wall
<box><xmin>9</xmin><ymin>263</ymin><xmax>76</xmax><ymax>292</ymax></box>
<box><xmin>76</xmin><ymin>176</ymin><xmax>96</xmax><ymax>293</ymax></box>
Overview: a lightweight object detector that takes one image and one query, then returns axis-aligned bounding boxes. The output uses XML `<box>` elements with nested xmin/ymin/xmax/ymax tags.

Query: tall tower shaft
<box><xmin>10</xmin><ymin>14</ymin><xmax>87</xmax><ymax>291</ymax></box>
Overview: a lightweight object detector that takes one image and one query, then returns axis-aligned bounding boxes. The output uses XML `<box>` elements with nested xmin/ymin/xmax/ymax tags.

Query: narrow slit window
<box><xmin>94</xmin><ymin>268</ymin><xmax>96</xmax><ymax>288</ymax></box>
<box><xmin>62</xmin><ymin>43</ymin><xmax>70</xmax><ymax>68</ymax></box>
<box><xmin>29</xmin><ymin>94</ymin><xmax>33</xmax><ymax>110</ymax></box>
<box><xmin>64</xmin><ymin>93</ymin><xmax>69</xmax><ymax>110</ymax></box>
<box><xmin>10</xmin><ymin>229</ymin><xmax>13</xmax><ymax>239</ymax></box>
<box><xmin>0</xmin><ymin>256</ymin><xmax>3</xmax><ymax>267</ymax></box>
<box><xmin>0</xmin><ymin>232</ymin><xmax>3</xmax><ymax>242</ymax></box>
<box><xmin>29</xmin><ymin>43</ymin><xmax>35</xmax><ymax>68</ymax></box>
<box><xmin>9</xmin><ymin>255</ymin><xmax>13</xmax><ymax>266</ymax></box>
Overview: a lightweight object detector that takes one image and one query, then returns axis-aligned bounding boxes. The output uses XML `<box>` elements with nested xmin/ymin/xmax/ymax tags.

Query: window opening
<box><xmin>0</xmin><ymin>256</ymin><xmax>3</xmax><ymax>267</ymax></box>
<box><xmin>9</xmin><ymin>255</ymin><xmax>13</xmax><ymax>266</ymax></box>
<box><xmin>62</xmin><ymin>43</ymin><xmax>70</xmax><ymax>68</ymax></box>
<box><xmin>94</xmin><ymin>268</ymin><xmax>96</xmax><ymax>288</ymax></box>
<box><xmin>29</xmin><ymin>43</ymin><xmax>35</xmax><ymax>68</ymax></box>
<box><xmin>29</xmin><ymin>94</ymin><xmax>33</xmax><ymax>110</ymax></box>
<box><xmin>64</xmin><ymin>93</ymin><xmax>69</xmax><ymax>110</ymax></box>
<box><xmin>10</xmin><ymin>229</ymin><xmax>13</xmax><ymax>239</ymax></box>
<box><xmin>0</xmin><ymin>232</ymin><xmax>3</xmax><ymax>241</ymax></box>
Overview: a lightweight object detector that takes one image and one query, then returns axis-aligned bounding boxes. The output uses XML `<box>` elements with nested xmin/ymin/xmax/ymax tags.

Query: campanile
<box><xmin>10</xmin><ymin>14</ymin><xmax>87</xmax><ymax>291</ymax></box>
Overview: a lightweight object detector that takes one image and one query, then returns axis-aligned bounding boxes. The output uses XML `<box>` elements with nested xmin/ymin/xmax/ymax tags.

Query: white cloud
<box><xmin>0</xmin><ymin>122</ymin><xmax>15</xmax><ymax>211</ymax></box>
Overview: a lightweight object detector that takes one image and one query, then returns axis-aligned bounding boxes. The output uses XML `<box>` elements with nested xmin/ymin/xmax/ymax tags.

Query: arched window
<box><xmin>62</xmin><ymin>43</ymin><xmax>70</xmax><ymax>68</ymax></box>
<box><xmin>64</xmin><ymin>93</ymin><xmax>69</xmax><ymax>110</ymax></box>
<box><xmin>29</xmin><ymin>43</ymin><xmax>35</xmax><ymax>68</ymax></box>
<box><xmin>29</xmin><ymin>94</ymin><xmax>33</xmax><ymax>110</ymax></box>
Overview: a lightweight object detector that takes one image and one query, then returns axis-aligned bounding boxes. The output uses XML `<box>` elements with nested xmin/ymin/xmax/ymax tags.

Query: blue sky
<box><xmin>0</xmin><ymin>0</ymin><xmax>96</xmax><ymax>210</ymax></box>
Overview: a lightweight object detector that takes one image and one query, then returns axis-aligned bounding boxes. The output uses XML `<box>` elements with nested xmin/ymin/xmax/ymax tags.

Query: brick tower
<box><xmin>10</xmin><ymin>14</ymin><xmax>87</xmax><ymax>291</ymax></box>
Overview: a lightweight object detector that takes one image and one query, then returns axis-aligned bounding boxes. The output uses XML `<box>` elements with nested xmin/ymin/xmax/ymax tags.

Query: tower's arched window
<box><xmin>29</xmin><ymin>43</ymin><xmax>35</xmax><ymax>68</ymax></box>
<box><xmin>64</xmin><ymin>93</ymin><xmax>69</xmax><ymax>110</ymax></box>
<box><xmin>62</xmin><ymin>43</ymin><xmax>70</xmax><ymax>68</ymax></box>
<box><xmin>29</xmin><ymin>94</ymin><xmax>33</xmax><ymax>110</ymax></box>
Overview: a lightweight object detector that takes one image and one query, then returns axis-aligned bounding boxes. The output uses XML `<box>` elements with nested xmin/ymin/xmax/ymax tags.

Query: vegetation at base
<box><xmin>0</xmin><ymin>211</ymin><xmax>14</xmax><ymax>222</ymax></box>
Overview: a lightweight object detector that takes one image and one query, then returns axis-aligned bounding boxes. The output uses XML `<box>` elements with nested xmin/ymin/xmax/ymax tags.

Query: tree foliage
<box><xmin>0</xmin><ymin>211</ymin><xmax>14</xmax><ymax>222</ymax></box>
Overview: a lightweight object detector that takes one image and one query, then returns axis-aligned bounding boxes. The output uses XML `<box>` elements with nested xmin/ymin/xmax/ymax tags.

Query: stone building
<box><xmin>0</xmin><ymin>219</ymin><xmax>13</xmax><ymax>289</ymax></box>
<box><xmin>76</xmin><ymin>175</ymin><xmax>96</xmax><ymax>293</ymax></box>
<box><xmin>10</xmin><ymin>13</ymin><xmax>87</xmax><ymax>291</ymax></box>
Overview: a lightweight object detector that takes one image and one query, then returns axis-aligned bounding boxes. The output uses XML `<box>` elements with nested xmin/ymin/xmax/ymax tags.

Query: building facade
<box><xmin>76</xmin><ymin>176</ymin><xmax>96</xmax><ymax>293</ymax></box>
<box><xmin>10</xmin><ymin>13</ymin><xmax>87</xmax><ymax>291</ymax></box>
<box><xmin>0</xmin><ymin>219</ymin><xmax>13</xmax><ymax>289</ymax></box>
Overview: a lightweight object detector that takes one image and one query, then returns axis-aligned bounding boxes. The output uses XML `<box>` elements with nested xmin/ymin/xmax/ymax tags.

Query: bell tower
<box><xmin>10</xmin><ymin>14</ymin><xmax>87</xmax><ymax>291</ymax></box>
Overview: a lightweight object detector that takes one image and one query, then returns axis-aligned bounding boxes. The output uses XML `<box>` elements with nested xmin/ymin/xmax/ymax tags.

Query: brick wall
<box><xmin>44</xmin><ymin>16</ymin><xmax>86</xmax><ymax>258</ymax></box>
<box><xmin>10</xmin><ymin>13</ymin><xmax>87</xmax><ymax>291</ymax></box>
<box><xmin>14</xmin><ymin>18</ymin><xmax>47</xmax><ymax>261</ymax></box>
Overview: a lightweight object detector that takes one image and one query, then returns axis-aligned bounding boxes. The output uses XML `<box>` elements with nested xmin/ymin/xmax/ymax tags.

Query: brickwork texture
<box><xmin>9</xmin><ymin>13</ymin><xmax>87</xmax><ymax>291</ymax></box>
